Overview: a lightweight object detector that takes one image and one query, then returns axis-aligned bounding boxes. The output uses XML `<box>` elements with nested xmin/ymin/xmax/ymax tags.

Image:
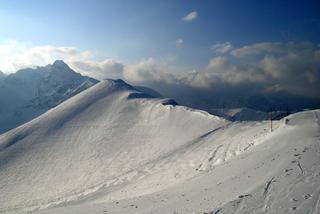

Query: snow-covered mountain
<box><xmin>0</xmin><ymin>79</ymin><xmax>319</xmax><ymax>214</ymax></box>
<box><xmin>209</xmin><ymin>107</ymin><xmax>290</xmax><ymax>121</ymax></box>
<box><xmin>0</xmin><ymin>71</ymin><xmax>5</xmax><ymax>79</ymax></box>
<box><xmin>0</xmin><ymin>60</ymin><xmax>98</xmax><ymax>134</ymax></box>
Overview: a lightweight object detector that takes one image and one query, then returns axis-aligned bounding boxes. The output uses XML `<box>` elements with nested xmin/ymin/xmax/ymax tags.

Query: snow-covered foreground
<box><xmin>0</xmin><ymin>80</ymin><xmax>319</xmax><ymax>214</ymax></box>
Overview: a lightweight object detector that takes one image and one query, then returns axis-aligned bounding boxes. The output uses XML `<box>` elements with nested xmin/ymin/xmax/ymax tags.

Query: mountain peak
<box><xmin>50</xmin><ymin>60</ymin><xmax>77</xmax><ymax>76</ymax></box>
<box><xmin>52</xmin><ymin>60</ymin><xmax>70</xmax><ymax>69</ymax></box>
<box><xmin>53</xmin><ymin>59</ymin><xmax>67</xmax><ymax>65</ymax></box>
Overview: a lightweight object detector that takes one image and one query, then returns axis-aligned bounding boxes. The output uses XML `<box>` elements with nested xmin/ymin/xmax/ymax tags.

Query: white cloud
<box><xmin>182</xmin><ymin>57</ymin><xmax>266</xmax><ymax>88</ymax></box>
<box><xmin>123</xmin><ymin>42</ymin><xmax>320</xmax><ymax>98</ymax></box>
<box><xmin>123</xmin><ymin>58</ymin><xmax>177</xmax><ymax>84</ymax></box>
<box><xmin>70</xmin><ymin>59</ymin><xmax>124</xmax><ymax>80</ymax></box>
<box><xmin>0</xmin><ymin>40</ymin><xmax>91</xmax><ymax>73</ymax></box>
<box><xmin>0</xmin><ymin>40</ymin><xmax>123</xmax><ymax>80</ymax></box>
<box><xmin>211</xmin><ymin>42</ymin><xmax>233</xmax><ymax>53</ymax></box>
<box><xmin>230</xmin><ymin>42</ymin><xmax>314</xmax><ymax>57</ymax></box>
<box><xmin>182</xmin><ymin>11</ymin><xmax>198</xmax><ymax>22</ymax></box>
<box><xmin>122</xmin><ymin>56</ymin><xmax>266</xmax><ymax>88</ymax></box>
<box><xmin>175</xmin><ymin>39</ymin><xmax>184</xmax><ymax>48</ymax></box>
<box><xmin>228</xmin><ymin>42</ymin><xmax>320</xmax><ymax>94</ymax></box>
<box><xmin>189</xmin><ymin>42</ymin><xmax>320</xmax><ymax>96</ymax></box>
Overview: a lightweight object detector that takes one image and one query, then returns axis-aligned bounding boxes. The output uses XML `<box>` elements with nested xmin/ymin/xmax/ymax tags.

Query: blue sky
<box><xmin>0</xmin><ymin>0</ymin><xmax>320</xmax><ymax>99</ymax></box>
<box><xmin>1</xmin><ymin>0</ymin><xmax>319</xmax><ymax>68</ymax></box>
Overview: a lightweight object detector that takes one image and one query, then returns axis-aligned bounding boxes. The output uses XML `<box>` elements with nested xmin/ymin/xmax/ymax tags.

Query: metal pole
<box><xmin>270</xmin><ymin>110</ymin><xmax>273</xmax><ymax>132</ymax></box>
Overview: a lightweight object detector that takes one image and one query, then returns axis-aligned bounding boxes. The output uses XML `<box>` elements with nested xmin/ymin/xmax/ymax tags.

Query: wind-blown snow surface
<box><xmin>0</xmin><ymin>80</ymin><xmax>319</xmax><ymax>214</ymax></box>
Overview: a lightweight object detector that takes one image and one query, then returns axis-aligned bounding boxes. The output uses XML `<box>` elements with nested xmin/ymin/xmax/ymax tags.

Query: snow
<box><xmin>0</xmin><ymin>60</ymin><xmax>97</xmax><ymax>134</ymax></box>
<box><xmin>209</xmin><ymin>107</ymin><xmax>289</xmax><ymax>121</ymax></box>
<box><xmin>0</xmin><ymin>79</ymin><xmax>319</xmax><ymax>214</ymax></box>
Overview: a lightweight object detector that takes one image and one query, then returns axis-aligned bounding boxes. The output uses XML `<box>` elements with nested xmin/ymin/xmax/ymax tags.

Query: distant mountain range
<box><xmin>147</xmin><ymin>83</ymin><xmax>320</xmax><ymax>114</ymax></box>
<box><xmin>0</xmin><ymin>60</ymin><xmax>98</xmax><ymax>134</ymax></box>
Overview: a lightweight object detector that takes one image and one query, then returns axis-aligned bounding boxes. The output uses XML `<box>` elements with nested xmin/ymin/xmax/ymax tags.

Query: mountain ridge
<box><xmin>0</xmin><ymin>79</ymin><xmax>226</xmax><ymax>212</ymax></box>
<box><xmin>0</xmin><ymin>60</ymin><xmax>98</xmax><ymax>134</ymax></box>
<box><xmin>0</xmin><ymin>78</ymin><xmax>319</xmax><ymax>214</ymax></box>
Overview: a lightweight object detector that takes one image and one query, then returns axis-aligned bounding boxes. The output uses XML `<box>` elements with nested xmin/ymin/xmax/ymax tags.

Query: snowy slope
<box><xmin>0</xmin><ymin>79</ymin><xmax>226</xmax><ymax>213</ymax></box>
<box><xmin>0</xmin><ymin>60</ymin><xmax>97</xmax><ymax>134</ymax></box>
<box><xmin>37</xmin><ymin>110</ymin><xmax>320</xmax><ymax>214</ymax></box>
<box><xmin>209</xmin><ymin>107</ymin><xmax>289</xmax><ymax>121</ymax></box>
<box><xmin>0</xmin><ymin>79</ymin><xmax>319</xmax><ymax>214</ymax></box>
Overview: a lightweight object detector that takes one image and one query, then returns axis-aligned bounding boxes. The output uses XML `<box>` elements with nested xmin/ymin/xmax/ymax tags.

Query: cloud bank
<box><xmin>1</xmin><ymin>40</ymin><xmax>319</xmax><ymax>108</ymax></box>
<box><xmin>123</xmin><ymin>42</ymin><xmax>320</xmax><ymax>100</ymax></box>
<box><xmin>211</xmin><ymin>42</ymin><xmax>233</xmax><ymax>53</ymax></box>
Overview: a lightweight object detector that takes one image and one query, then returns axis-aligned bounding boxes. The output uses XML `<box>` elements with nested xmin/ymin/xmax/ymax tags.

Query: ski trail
<box><xmin>262</xmin><ymin>177</ymin><xmax>275</xmax><ymax>212</ymax></box>
<box><xmin>263</xmin><ymin>177</ymin><xmax>275</xmax><ymax>196</ymax></box>
<box><xmin>297</xmin><ymin>160</ymin><xmax>304</xmax><ymax>175</ymax></box>
<box><xmin>208</xmin><ymin>145</ymin><xmax>223</xmax><ymax>162</ymax></box>
<box><xmin>233</xmin><ymin>198</ymin><xmax>245</xmax><ymax>214</ymax></box>
<box><xmin>309</xmin><ymin>189</ymin><xmax>320</xmax><ymax>214</ymax></box>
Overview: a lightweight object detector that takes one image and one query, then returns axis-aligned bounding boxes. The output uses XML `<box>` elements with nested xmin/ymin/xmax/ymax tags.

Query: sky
<box><xmin>0</xmin><ymin>0</ymin><xmax>320</xmax><ymax>102</ymax></box>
